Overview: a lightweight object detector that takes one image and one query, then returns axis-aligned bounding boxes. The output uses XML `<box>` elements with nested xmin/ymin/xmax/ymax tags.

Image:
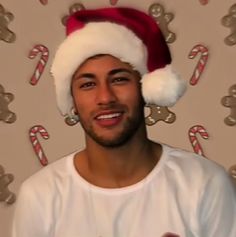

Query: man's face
<box><xmin>71</xmin><ymin>55</ymin><xmax>145</xmax><ymax>148</ymax></box>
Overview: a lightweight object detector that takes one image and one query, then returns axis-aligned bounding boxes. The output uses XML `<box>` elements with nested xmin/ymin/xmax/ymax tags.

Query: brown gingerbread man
<box><xmin>162</xmin><ymin>233</ymin><xmax>180</xmax><ymax>237</ymax></box>
<box><xmin>61</xmin><ymin>3</ymin><xmax>85</xmax><ymax>26</ymax></box>
<box><xmin>110</xmin><ymin>0</ymin><xmax>119</xmax><ymax>6</ymax></box>
<box><xmin>145</xmin><ymin>105</ymin><xmax>176</xmax><ymax>126</ymax></box>
<box><xmin>148</xmin><ymin>3</ymin><xmax>176</xmax><ymax>43</ymax></box>
<box><xmin>221</xmin><ymin>84</ymin><xmax>236</xmax><ymax>126</ymax></box>
<box><xmin>0</xmin><ymin>84</ymin><xmax>16</xmax><ymax>123</ymax></box>
<box><xmin>39</xmin><ymin>0</ymin><xmax>48</xmax><ymax>5</ymax></box>
<box><xmin>222</xmin><ymin>4</ymin><xmax>236</xmax><ymax>46</ymax></box>
<box><xmin>229</xmin><ymin>164</ymin><xmax>236</xmax><ymax>186</ymax></box>
<box><xmin>0</xmin><ymin>165</ymin><xmax>16</xmax><ymax>204</ymax></box>
<box><xmin>229</xmin><ymin>164</ymin><xmax>236</xmax><ymax>179</ymax></box>
<box><xmin>0</xmin><ymin>4</ymin><xmax>16</xmax><ymax>43</ymax></box>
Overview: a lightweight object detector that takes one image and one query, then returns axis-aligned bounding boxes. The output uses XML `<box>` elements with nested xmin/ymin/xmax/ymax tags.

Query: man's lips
<box><xmin>94</xmin><ymin>111</ymin><xmax>124</xmax><ymax>127</ymax></box>
<box><xmin>96</xmin><ymin>112</ymin><xmax>122</xmax><ymax>120</ymax></box>
<box><xmin>94</xmin><ymin>109</ymin><xmax>124</xmax><ymax>119</ymax></box>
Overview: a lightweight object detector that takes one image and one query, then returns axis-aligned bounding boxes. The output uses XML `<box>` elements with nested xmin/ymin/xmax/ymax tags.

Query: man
<box><xmin>12</xmin><ymin>7</ymin><xmax>236</xmax><ymax>237</ymax></box>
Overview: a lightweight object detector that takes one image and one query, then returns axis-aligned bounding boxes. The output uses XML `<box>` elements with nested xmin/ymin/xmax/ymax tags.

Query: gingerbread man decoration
<box><xmin>229</xmin><ymin>165</ymin><xmax>236</xmax><ymax>179</ymax></box>
<box><xmin>39</xmin><ymin>0</ymin><xmax>48</xmax><ymax>5</ymax></box>
<box><xmin>110</xmin><ymin>0</ymin><xmax>119</xmax><ymax>6</ymax></box>
<box><xmin>162</xmin><ymin>233</ymin><xmax>180</xmax><ymax>237</ymax></box>
<box><xmin>0</xmin><ymin>4</ymin><xmax>16</xmax><ymax>43</ymax></box>
<box><xmin>0</xmin><ymin>84</ymin><xmax>16</xmax><ymax>123</ymax></box>
<box><xmin>199</xmin><ymin>0</ymin><xmax>209</xmax><ymax>5</ymax></box>
<box><xmin>221</xmin><ymin>84</ymin><xmax>236</xmax><ymax>126</ymax></box>
<box><xmin>61</xmin><ymin>3</ymin><xmax>85</xmax><ymax>26</ymax></box>
<box><xmin>0</xmin><ymin>165</ymin><xmax>16</xmax><ymax>204</ymax></box>
<box><xmin>222</xmin><ymin>4</ymin><xmax>236</xmax><ymax>46</ymax></box>
<box><xmin>145</xmin><ymin>105</ymin><xmax>176</xmax><ymax>126</ymax></box>
<box><xmin>229</xmin><ymin>165</ymin><xmax>236</xmax><ymax>185</ymax></box>
<box><xmin>148</xmin><ymin>3</ymin><xmax>176</xmax><ymax>43</ymax></box>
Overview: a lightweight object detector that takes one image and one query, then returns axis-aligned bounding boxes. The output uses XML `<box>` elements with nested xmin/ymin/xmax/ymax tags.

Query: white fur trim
<box><xmin>141</xmin><ymin>65</ymin><xmax>187</xmax><ymax>106</ymax></box>
<box><xmin>51</xmin><ymin>22</ymin><xmax>147</xmax><ymax>116</ymax></box>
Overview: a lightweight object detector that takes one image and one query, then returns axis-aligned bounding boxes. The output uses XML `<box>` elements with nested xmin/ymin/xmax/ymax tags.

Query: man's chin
<box><xmin>90</xmin><ymin>133</ymin><xmax>132</xmax><ymax>148</ymax></box>
<box><xmin>82</xmin><ymin>111</ymin><xmax>144</xmax><ymax>148</ymax></box>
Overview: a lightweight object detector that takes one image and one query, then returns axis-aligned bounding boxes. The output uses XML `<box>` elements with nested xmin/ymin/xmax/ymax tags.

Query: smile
<box><xmin>96</xmin><ymin>113</ymin><xmax>122</xmax><ymax>120</ymax></box>
<box><xmin>95</xmin><ymin>112</ymin><xmax>124</xmax><ymax>127</ymax></box>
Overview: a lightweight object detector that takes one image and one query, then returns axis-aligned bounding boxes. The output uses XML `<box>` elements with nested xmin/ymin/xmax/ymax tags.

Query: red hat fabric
<box><xmin>51</xmin><ymin>7</ymin><xmax>186</xmax><ymax>117</ymax></box>
<box><xmin>66</xmin><ymin>7</ymin><xmax>171</xmax><ymax>72</ymax></box>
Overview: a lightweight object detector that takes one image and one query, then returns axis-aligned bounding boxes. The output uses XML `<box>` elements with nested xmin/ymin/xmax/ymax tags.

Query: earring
<box><xmin>64</xmin><ymin>108</ymin><xmax>79</xmax><ymax>126</ymax></box>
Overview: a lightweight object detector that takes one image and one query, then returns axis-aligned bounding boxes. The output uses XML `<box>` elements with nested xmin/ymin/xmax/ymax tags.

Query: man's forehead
<box><xmin>72</xmin><ymin>68</ymin><xmax>135</xmax><ymax>82</ymax></box>
<box><xmin>73</xmin><ymin>54</ymin><xmax>136</xmax><ymax>76</ymax></box>
<box><xmin>81</xmin><ymin>54</ymin><xmax>133</xmax><ymax>67</ymax></box>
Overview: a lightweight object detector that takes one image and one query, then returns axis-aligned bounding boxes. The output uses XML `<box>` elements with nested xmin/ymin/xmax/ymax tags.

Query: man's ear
<box><xmin>64</xmin><ymin>107</ymin><xmax>79</xmax><ymax>126</ymax></box>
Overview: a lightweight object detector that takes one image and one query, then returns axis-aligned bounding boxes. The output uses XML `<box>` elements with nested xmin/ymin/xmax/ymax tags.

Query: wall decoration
<box><xmin>0</xmin><ymin>84</ymin><xmax>16</xmax><ymax>124</ymax></box>
<box><xmin>148</xmin><ymin>3</ymin><xmax>176</xmax><ymax>43</ymax></box>
<box><xmin>28</xmin><ymin>44</ymin><xmax>49</xmax><ymax>86</ymax></box>
<box><xmin>0</xmin><ymin>4</ymin><xmax>16</xmax><ymax>43</ymax></box>
<box><xmin>110</xmin><ymin>0</ymin><xmax>119</xmax><ymax>6</ymax></box>
<box><xmin>221</xmin><ymin>4</ymin><xmax>236</xmax><ymax>46</ymax></box>
<box><xmin>188</xmin><ymin>125</ymin><xmax>209</xmax><ymax>157</ymax></box>
<box><xmin>145</xmin><ymin>105</ymin><xmax>176</xmax><ymax>126</ymax></box>
<box><xmin>162</xmin><ymin>233</ymin><xmax>179</xmax><ymax>237</ymax></box>
<box><xmin>0</xmin><ymin>165</ymin><xmax>16</xmax><ymax>204</ymax></box>
<box><xmin>199</xmin><ymin>0</ymin><xmax>209</xmax><ymax>5</ymax></box>
<box><xmin>29</xmin><ymin>125</ymin><xmax>49</xmax><ymax>166</ymax></box>
<box><xmin>61</xmin><ymin>3</ymin><xmax>85</xmax><ymax>26</ymax></box>
<box><xmin>221</xmin><ymin>84</ymin><xmax>236</xmax><ymax>126</ymax></box>
<box><xmin>188</xmin><ymin>44</ymin><xmax>209</xmax><ymax>86</ymax></box>
<box><xmin>39</xmin><ymin>0</ymin><xmax>48</xmax><ymax>5</ymax></box>
<box><xmin>229</xmin><ymin>164</ymin><xmax>236</xmax><ymax>181</ymax></box>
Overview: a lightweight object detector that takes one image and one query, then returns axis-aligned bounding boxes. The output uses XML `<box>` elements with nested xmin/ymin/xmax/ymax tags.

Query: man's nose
<box><xmin>96</xmin><ymin>84</ymin><xmax>117</xmax><ymax>105</ymax></box>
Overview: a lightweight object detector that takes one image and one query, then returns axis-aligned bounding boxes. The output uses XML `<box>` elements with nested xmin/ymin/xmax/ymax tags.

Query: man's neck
<box><xmin>74</xmin><ymin>126</ymin><xmax>162</xmax><ymax>188</ymax></box>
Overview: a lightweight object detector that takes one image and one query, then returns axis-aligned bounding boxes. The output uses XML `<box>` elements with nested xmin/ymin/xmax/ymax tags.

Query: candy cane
<box><xmin>28</xmin><ymin>44</ymin><xmax>49</xmax><ymax>85</ymax></box>
<box><xmin>188</xmin><ymin>125</ymin><xmax>209</xmax><ymax>156</ymax></box>
<box><xmin>39</xmin><ymin>0</ymin><xmax>48</xmax><ymax>5</ymax></box>
<box><xmin>29</xmin><ymin>125</ymin><xmax>49</xmax><ymax>166</ymax></box>
<box><xmin>199</xmin><ymin>0</ymin><xmax>209</xmax><ymax>5</ymax></box>
<box><xmin>188</xmin><ymin>44</ymin><xmax>209</xmax><ymax>86</ymax></box>
<box><xmin>110</xmin><ymin>0</ymin><xmax>119</xmax><ymax>6</ymax></box>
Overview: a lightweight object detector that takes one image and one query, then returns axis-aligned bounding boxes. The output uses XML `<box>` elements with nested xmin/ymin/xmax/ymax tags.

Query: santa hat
<box><xmin>51</xmin><ymin>7</ymin><xmax>186</xmax><ymax>117</ymax></box>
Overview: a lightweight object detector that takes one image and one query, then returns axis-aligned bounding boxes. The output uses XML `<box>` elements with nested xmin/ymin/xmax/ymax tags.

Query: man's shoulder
<box><xmin>162</xmin><ymin>143</ymin><xmax>228</xmax><ymax>181</ymax></box>
<box><xmin>22</xmin><ymin>151</ymin><xmax>76</xmax><ymax>190</ymax></box>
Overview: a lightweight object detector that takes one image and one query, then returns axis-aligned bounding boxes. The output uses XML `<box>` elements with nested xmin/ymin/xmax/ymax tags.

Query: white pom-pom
<box><xmin>141</xmin><ymin>65</ymin><xmax>187</xmax><ymax>106</ymax></box>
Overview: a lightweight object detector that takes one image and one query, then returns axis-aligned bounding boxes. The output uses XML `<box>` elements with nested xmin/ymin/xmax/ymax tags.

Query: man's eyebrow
<box><xmin>108</xmin><ymin>68</ymin><xmax>133</xmax><ymax>76</ymax></box>
<box><xmin>73</xmin><ymin>73</ymin><xmax>95</xmax><ymax>81</ymax></box>
<box><xmin>73</xmin><ymin>68</ymin><xmax>133</xmax><ymax>81</ymax></box>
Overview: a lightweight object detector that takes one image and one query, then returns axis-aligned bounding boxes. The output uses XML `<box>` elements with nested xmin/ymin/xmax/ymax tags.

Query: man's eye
<box><xmin>80</xmin><ymin>82</ymin><xmax>96</xmax><ymax>89</ymax></box>
<box><xmin>112</xmin><ymin>77</ymin><xmax>129</xmax><ymax>84</ymax></box>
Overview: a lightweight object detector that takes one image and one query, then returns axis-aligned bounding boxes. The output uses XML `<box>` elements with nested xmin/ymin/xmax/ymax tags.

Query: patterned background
<box><xmin>0</xmin><ymin>1</ymin><xmax>235</xmax><ymax>236</ymax></box>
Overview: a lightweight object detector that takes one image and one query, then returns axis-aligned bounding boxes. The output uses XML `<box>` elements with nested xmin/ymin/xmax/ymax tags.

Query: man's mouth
<box><xmin>95</xmin><ymin>112</ymin><xmax>124</xmax><ymax>127</ymax></box>
<box><xmin>96</xmin><ymin>112</ymin><xmax>122</xmax><ymax>120</ymax></box>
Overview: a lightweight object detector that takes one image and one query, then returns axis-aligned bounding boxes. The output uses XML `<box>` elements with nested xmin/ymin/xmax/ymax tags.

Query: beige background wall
<box><xmin>0</xmin><ymin>0</ymin><xmax>235</xmax><ymax>236</ymax></box>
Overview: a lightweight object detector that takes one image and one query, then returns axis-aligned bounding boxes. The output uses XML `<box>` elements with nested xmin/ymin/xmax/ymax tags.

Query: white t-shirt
<box><xmin>12</xmin><ymin>144</ymin><xmax>236</xmax><ymax>237</ymax></box>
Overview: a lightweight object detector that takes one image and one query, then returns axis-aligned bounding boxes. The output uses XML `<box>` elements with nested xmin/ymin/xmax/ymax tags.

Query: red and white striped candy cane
<box><xmin>28</xmin><ymin>44</ymin><xmax>49</xmax><ymax>85</ymax></box>
<box><xmin>199</xmin><ymin>0</ymin><xmax>209</xmax><ymax>5</ymax></box>
<box><xmin>39</xmin><ymin>0</ymin><xmax>48</xmax><ymax>5</ymax></box>
<box><xmin>188</xmin><ymin>125</ymin><xmax>209</xmax><ymax>157</ymax></box>
<box><xmin>29</xmin><ymin>125</ymin><xmax>49</xmax><ymax>166</ymax></box>
<box><xmin>188</xmin><ymin>44</ymin><xmax>209</xmax><ymax>86</ymax></box>
<box><xmin>110</xmin><ymin>0</ymin><xmax>119</xmax><ymax>6</ymax></box>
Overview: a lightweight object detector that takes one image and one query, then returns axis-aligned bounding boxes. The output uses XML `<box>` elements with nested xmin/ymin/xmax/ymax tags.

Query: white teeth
<box><xmin>97</xmin><ymin>113</ymin><xmax>121</xmax><ymax>120</ymax></box>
